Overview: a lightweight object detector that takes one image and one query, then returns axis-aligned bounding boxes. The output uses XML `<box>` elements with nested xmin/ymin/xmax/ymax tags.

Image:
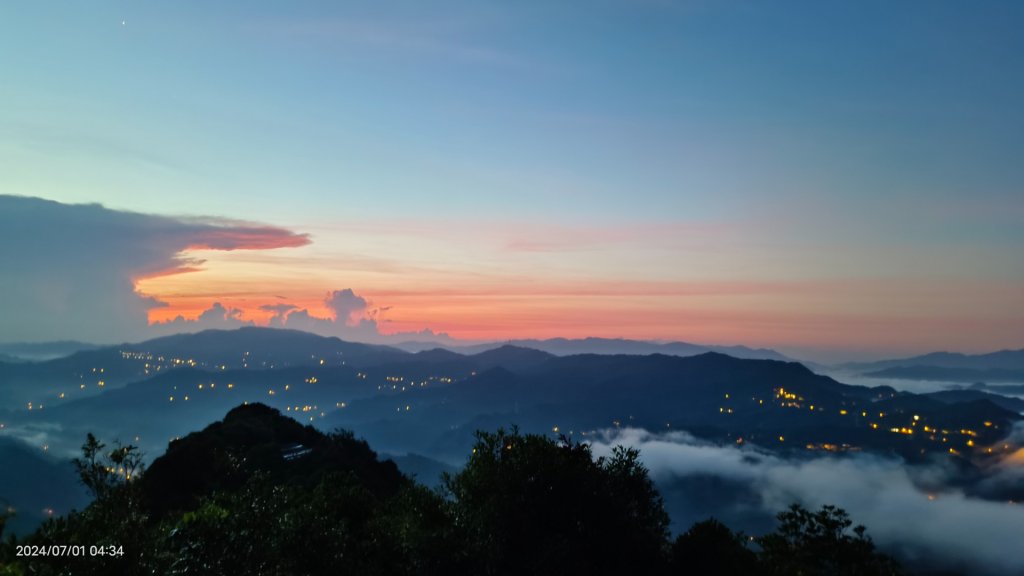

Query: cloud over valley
<box><xmin>589</xmin><ymin>428</ymin><xmax>1024</xmax><ymax>575</ymax></box>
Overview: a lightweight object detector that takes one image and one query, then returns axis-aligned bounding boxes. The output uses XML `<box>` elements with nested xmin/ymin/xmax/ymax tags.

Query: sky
<box><xmin>0</xmin><ymin>1</ymin><xmax>1021</xmax><ymax>362</ymax></box>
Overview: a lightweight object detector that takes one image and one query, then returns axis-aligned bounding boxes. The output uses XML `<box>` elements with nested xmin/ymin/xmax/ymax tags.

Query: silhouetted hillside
<box><xmin>356</xmin><ymin>345</ymin><xmax>555</xmax><ymax>381</ymax></box>
<box><xmin>0</xmin><ymin>438</ymin><xmax>88</xmax><ymax>535</ymax></box>
<box><xmin>396</xmin><ymin>336</ymin><xmax>793</xmax><ymax>361</ymax></box>
<box><xmin>467</xmin><ymin>345</ymin><xmax>556</xmax><ymax>369</ymax></box>
<box><xmin>848</xmin><ymin>349</ymin><xmax>1024</xmax><ymax>373</ymax></box>
<box><xmin>924</xmin><ymin>389</ymin><xmax>1024</xmax><ymax>412</ymax></box>
<box><xmin>2</xmin><ymin>409</ymin><xmax>905</xmax><ymax>576</ymax></box>
<box><xmin>5</xmin><ymin>364</ymin><xmax>385</xmax><ymax>458</ymax></box>
<box><xmin>0</xmin><ymin>328</ymin><xmax>407</xmax><ymax>407</ymax></box>
<box><xmin>324</xmin><ymin>352</ymin><xmax>1019</xmax><ymax>462</ymax></box>
<box><xmin>865</xmin><ymin>365</ymin><xmax>1024</xmax><ymax>384</ymax></box>
<box><xmin>133</xmin><ymin>327</ymin><xmax>404</xmax><ymax>368</ymax></box>
<box><xmin>4</xmin><ymin>337</ymin><xmax>1022</xmax><ymax>558</ymax></box>
<box><xmin>142</xmin><ymin>403</ymin><xmax>404</xmax><ymax>516</ymax></box>
<box><xmin>0</xmin><ymin>341</ymin><xmax>100</xmax><ymax>361</ymax></box>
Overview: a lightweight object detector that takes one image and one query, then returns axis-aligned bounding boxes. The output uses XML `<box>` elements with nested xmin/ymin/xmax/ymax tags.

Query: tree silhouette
<box><xmin>671</xmin><ymin>517</ymin><xmax>759</xmax><ymax>575</ymax></box>
<box><xmin>444</xmin><ymin>428</ymin><xmax>669</xmax><ymax>576</ymax></box>
<box><xmin>757</xmin><ymin>504</ymin><xmax>903</xmax><ymax>576</ymax></box>
<box><xmin>0</xmin><ymin>502</ymin><xmax>8</xmax><ymax>539</ymax></box>
<box><xmin>0</xmin><ymin>410</ymin><xmax>913</xmax><ymax>576</ymax></box>
<box><xmin>72</xmin><ymin>433</ymin><xmax>144</xmax><ymax>500</ymax></box>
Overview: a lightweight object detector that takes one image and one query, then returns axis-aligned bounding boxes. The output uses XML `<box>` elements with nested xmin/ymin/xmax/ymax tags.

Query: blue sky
<box><xmin>1</xmin><ymin>1</ymin><xmax>1021</xmax><ymax>360</ymax></box>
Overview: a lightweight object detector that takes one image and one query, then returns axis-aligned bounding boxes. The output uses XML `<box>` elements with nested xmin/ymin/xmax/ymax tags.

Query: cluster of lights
<box><xmin>774</xmin><ymin>387</ymin><xmax>804</xmax><ymax>408</ymax></box>
<box><xmin>805</xmin><ymin>442</ymin><xmax>859</xmax><ymax>453</ymax></box>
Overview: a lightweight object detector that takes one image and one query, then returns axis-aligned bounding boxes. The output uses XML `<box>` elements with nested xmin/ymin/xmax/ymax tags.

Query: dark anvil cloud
<box><xmin>0</xmin><ymin>195</ymin><xmax>309</xmax><ymax>343</ymax></box>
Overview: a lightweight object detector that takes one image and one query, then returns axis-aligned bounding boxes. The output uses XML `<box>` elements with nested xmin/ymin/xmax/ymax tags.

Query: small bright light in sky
<box><xmin>0</xmin><ymin>1</ymin><xmax>1021</xmax><ymax>362</ymax></box>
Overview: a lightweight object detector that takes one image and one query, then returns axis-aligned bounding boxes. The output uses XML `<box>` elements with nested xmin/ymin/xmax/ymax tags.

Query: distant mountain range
<box><xmin>0</xmin><ymin>332</ymin><xmax>793</xmax><ymax>364</ymax></box>
<box><xmin>0</xmin><ymin>341</ymin><xmax>100</xmax><ymax>361</ymax></box>
<box><xmin>323</xmin><ymin>352</ymin><xmax>1019</xmax><ymax>465</ymax></box>
<box><xmin>1</xmin><ymin>328</ymin><xmax>1014</xmax><ymax>466</ymax></box>
<box><xmin>394</xmin><ymin>337</ymin><xmax>793</xmax><ymax>361</ymax></box>
<box><xmin>844</xmin><ymin>349</ymin><xmax>1024</xmax><ymax>384</ymax></box>
<box><xmin>845</xmin><ymin>349</ymin><xmax>1024</xmax><ymax>372</ymax></box>
<box><xmin>2</xmin><ymin>327</ymin><xmax>1023</xmax><ymax>539</ymax></box>
<box><xmin>864</xmin><ymin>366</ymin><xmax>1024</xmax><ymax>384</ymax></box>
<box><xmin>6</xmin><ymin>330</ymin><xmax>1020</xmax><ymax>377</ymax></box>
<box><xmin>0</xmin><ymin>328</ymin><xmax>407</xmax><ymax>407</ymax></box>
<box><xmin>0</xmin><ymin>329</ymin><xmax>786</xmax><ymax>408</ymax></box>
<box><xmin>922</xmin><ymin>389</ymin><xmax>1024</xmax><ymax>412</ymax></box>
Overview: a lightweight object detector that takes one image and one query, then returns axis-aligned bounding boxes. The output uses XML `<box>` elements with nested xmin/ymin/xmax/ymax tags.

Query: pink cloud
<box><xmin>182</xmin><ymin>225</ymin><xmax>310</xmax><ymax>251</ymax></box>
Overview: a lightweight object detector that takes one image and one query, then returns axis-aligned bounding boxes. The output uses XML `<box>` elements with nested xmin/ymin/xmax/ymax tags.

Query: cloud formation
<box><xmin>0</xmin><ymin>196</ymin><xmax>309</xmax><ymax>343</ymax></box>
<box><xmin>325</xmin><ymin>289</ymin><xmax>369</xmax><ymax>325</ymax></box>
<box><xmin>259</xmin><ymin>303</ymin><xmax>299</xmax><ymax>316</ymax></box>
<box><xmin>179</xmin><ymin>224</ymin><xmax>311</xmax><ymax>252</ymax></box>
<box><xmin>260</xmin><ymin>289</ymin><xmax>456</xmax><ymax>345</ymax></box>
<box><xmin>151</xmin><ymin>302</ymin><xmax>255</xmax><ymax>333</ymax></box>
<box><xmin>588</xmin><ymin>428</ymin><xmax>1024</xmax><ymax>576</ymax></box>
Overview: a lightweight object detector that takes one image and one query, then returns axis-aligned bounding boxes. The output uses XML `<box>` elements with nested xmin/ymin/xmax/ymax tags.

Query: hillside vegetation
<box><xmin>1</xmin><ymin>404</ymin><xmax>901</xmax><ymax>576</ymax></box>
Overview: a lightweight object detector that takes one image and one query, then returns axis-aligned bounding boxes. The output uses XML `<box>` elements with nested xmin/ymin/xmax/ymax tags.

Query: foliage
<box><xmin>0</xmin><ymin>406</ymin><xmax>908</xmax><ymax>576</ymax></box>
<box><xmin>0</xmin><ymin>505</ymin><xmax>17</xmax><ymax>576</ymax></box>
<box><xmin>670</xmin><ymin>518</ymin><xmax>759</xmax><ymax>575</ymax></box>
<box><xmin>17</xmin><ymin>436</ymin><xmax>152</xmax><ymax>575</ymax></box>
<box><xmin>444</xmin><ymin>428</ymin><xmax>669</xmax><ymax>576</ymax></box>
<box><xmin>0</xmin><ymin>406</ymin><xmax>453</xmax><ymax>576</ymax></box>
<box><xmin>757</xmin><ymin>504</ymin><xmax>903</xmax><ymax>576</ymax></box>
<box><xmin>164</xmin><ymin>473</ymin><xmax>403</xmax><ymax>575</ymax></box>
<box><xmin>72</xmin><ymin>433</ymin><xmax>144</xmax><ymax>500</ymax></box>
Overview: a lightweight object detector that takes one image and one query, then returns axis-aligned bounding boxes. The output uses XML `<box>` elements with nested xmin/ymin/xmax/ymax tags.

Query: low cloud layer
<box><xmin>0</xmin><ymin>196</ymin><xmax>308</xmax><ymax>343</ymax></box>
<box><xmin>589</xmin><ymin>428</ymin><xmax>1024</xmax><ymax>575</ymax></box>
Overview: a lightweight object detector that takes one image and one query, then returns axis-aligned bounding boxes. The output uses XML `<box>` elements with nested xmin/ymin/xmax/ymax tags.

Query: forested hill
<box><xmin>1</xmin><ymin>404</ymin><xmax>905</xmax><ymax>576</ymax></box>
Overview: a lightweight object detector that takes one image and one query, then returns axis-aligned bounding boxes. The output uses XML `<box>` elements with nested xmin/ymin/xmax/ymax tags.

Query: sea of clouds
<box><xmin>588</xmin><ymin>426</ymin><xmax>1024</xmax><ymax>575</ymax></box>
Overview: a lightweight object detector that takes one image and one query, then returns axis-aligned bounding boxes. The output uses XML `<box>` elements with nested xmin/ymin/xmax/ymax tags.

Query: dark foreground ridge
<box><xmin>0</xmin><ymin>404</ymin><xmax>904</xmax><ymax>576</ymax></box>
<box><xmin>141</xmin><ymin>402</ymin><xmax>404</xmax><ymax>517</ymax></box>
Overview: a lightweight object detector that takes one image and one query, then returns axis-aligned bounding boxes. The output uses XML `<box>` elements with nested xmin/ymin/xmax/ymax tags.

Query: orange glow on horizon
<box><xmin>131</xmin><ymin>234</ymin><xmax>1024</xmax><ymax>357</ymax></box>
<box><xmin>136</xmin><ymin>278</ymin><xmax>1024</xmax><ymax>353</ymax></box>
<box><xmin>144</xmin><ymin>296</ymin><xmax>334</xmax><ymax>326</ymax></box>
